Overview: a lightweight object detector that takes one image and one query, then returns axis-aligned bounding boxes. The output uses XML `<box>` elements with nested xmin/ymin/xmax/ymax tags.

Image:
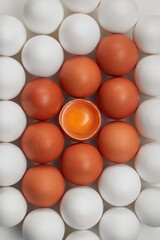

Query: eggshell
<box><xmin>0</xmin><ymin>187</ymin><xmax>27</xmax><ymax>227</ymax></box>
<box><xmin>21</xmin><ymin>78</ymin><xmax>63</xmax><ymax>120</ymax></box>
<box><xmin>98</xmin><ymin>164</ymin><xmax>141</xmax><ymax>206</ymax></box>
<box><xmin>22</xmin><ymin>164</ymin><xmax>65</xmax><ymax>207</ymax></box>
<box><xmin>21</xmin><ymin>35</ymin><xmax>64</xmax><ymax>77</ymax></box>
<box><xmin>59</xmin><ymin>13</ymin><xmax>100</xmax><ymax>55</ymax></box>
<box><xmin>135</xmin><ymin>187</ymin><xmax>160</xmax><ymax>227</ymax></box>
<box><xmin>23</xmin><ymin>0</ymin><xmax>64</xmax><ymax>34</ymax></box>
<box><xmin>59</xmin><ymin>99</ymin><xmax>101</xmax><ymax>141</ymax></box>
<box><xmin>61</xmin><ymin>143</ymin><xmax>103</xmax><ymax>185</ymax></box>
<box><xmin>96</xmin><ymin>34</ymin><xmax>138</xmax><ymax>76</ymax></box>
<box><xmin>98</xmin><ymin>0</ymin><xmax>138</xmax><ymax>33</ymax></box>
<box><xmin>134</xmin><ymin>55</ymin><xmax>160</xmax><ymax>96</ymax></box>
<box><xmin>0</xmin><ymin>15</ymin><xmax>26</xmax><ymax>56</ymax></box>
<box><xmin>133</xmin><ymin>15</ymin><xmax>160</xmax><ymax>54</ymax></box>
<box><xmin>135</xmin><ymin>98</ymin><xmax>160</xmax><ymax>140</ymax></box>
<box><xmin>0</xmin><ymin>143</ymin><xmax>27</xmax><ymax>186</ymax></box>
<box><xmin>97</xmin><ymin>121</ymin><xmax>139</xmax><ymax>163</ymax></box>
<box><xmin>97</xmin><ymin>77</ymin><xmax>139</xmax><ymax>119</ymax></box>
<box><xmin>135</xmin><ymin>142</ymin><xmax>160</xmax><ymax>183</ymax></box>
<box><xmin>60</xmin><ymin>186</ymin><xmax>103</xmax><ymax>230</ymax></box>
<box><xmin>99</xmin><ymin>207</ymin><xmax>140</xmax><ymax>240</ymax></box>
<box><xmin>59</xmin><ymin>56</ymin><xmax>101</xmax><ymax>98</ymax></box>
<box><xmin>0</xmin><ymin>101</ymin><xmax>27</xmax><ymax>142</ymax></box>
<box><xmin>63</xmin><ymin>0</ymin><xmax>100</xmax><ymax>13</ymax></box>
<box><xmin>23</xmin><ymin>208</ymin><xmax>65</xmax><ymax>240</ymax></box>
<box><xmin>0</xmin><ymin>57</ymin><xmax>26</xmax><ymax>100</ymax></box>
<box><xmin>65</xmin><ymin>230</ymin><xmax>100</xmax><ymax>240</ymax></box>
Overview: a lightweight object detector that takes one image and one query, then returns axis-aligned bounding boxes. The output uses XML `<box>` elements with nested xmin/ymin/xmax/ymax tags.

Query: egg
<box><xmin>96</xmin><ymin>34</ymin><xmax>138</xmax><ymax>76</ymax></box>
<box><xmin>0</xmin><ymin>101</ymin><xmax>26</xmax><ymax>142</ymax></box>
<box><xmin>0</xmin><ymin>15</ymin><xmax>26</xmax><ymax>56</ymax></box>
<box><xmin>65</xmin><ymin>230</ymin><xmax>100</xmax><ymax>240</ymax></box>
<box><xmin>59</xmin><ymin>99</ymin><xmax>101</xmax><ymax>141</ymax></box>
<box><xmin>133</xmin><ymin>15</ymin><xmax>160</xmax><ymax>54</ymax></box>
<box><xmin>21</xmin><ymin>78</ymin><xmax>63</xmax><ymax>120</ymax></box>
<box><xmin>21</xmin><ymin>35</ymin><xmax>64</xmax><ymax>77</ymax></box>
<box><xmin>63</xmin><ymin>0</ymin><xmax>100</xmax><ymax>13</ymax></box>
<box><xmin>135</xmin><ymin>187</ymin><xmax>160</xmax><ymax>227</ymax></box>
<box><xmin>61</xmin><ymin>143</ymin><xmax>103</xmax><ymax>185</ymax></box>
<box><xmin>23</xmin><ymin>208</ymin><xmax>65</xmax><ymax>240</ymax></box>
<box><xmin>59</xmin><ymin>14</ymin><xmax>100</xmax><ymax>55</ymax></box>
<box><xmin>0</xmin><ymin>57</ymin><xmax>26</xmax><ymax>100</ymax></box>
<box><xmin>97</xmin><ymin>121</ymin><xmax>139</xmax><ymax>163</ymax></box>
<box><xmin>98</xmin><ymin>164</ymin><xmax>141</xmax><ymax>206</ymax></box>
<box><xmin>135</xmin><ymin>99</ymin><xmax>160</xmax><ymax>140</ymax></box>
<box><xmin>21</xmin><ymin>122</ymin><xmax>64</xmax><ymax>163</ymax></box>
<box><xmin>98</xmin><ymin>0</ymin><xmax>138</xmax><ymax>33</ymax></box>
<box><xmin>23</xmin><ymin>0</ymin><xmax>64</xmax><ymax>34</ymax></box>
<box><xmin>22</xmin><ymin>164</ymin><xmax>65</xmax><ymax>207</ymax></box>
<box><xmin>0</xmin><ymin>187</ymin><xmax>27</xmax><ymax>227</ymax></box>
<box><xmin>135</xmin><ymin>142</ymin><xmax>160</xmax><ymax>183</ymax></box>
<box><xmin>97</xmin><ymin>77</ymin><xmax>139</xmax><ymax>119</ymax></box>
<box><xmin>59</xmin><ymin>56</ymin><xmax>101</xmax><ymax>98</ymax></box>
<box><xmin>99</xmin><ymin>207</ymin><xmax>140</xmax><ymax>240</ymax></box>
<box><xmin>134</xmin><ymin>55</ymin><xmax>160</xmax><ymax>96</ymax></box>
<box><xmin>0</xmin><ymin>143</ymin><xmax>27</xmax><ymax>186</ymax></box>
<box><xmin>60</xmin><ymin>186</ymin><xmax>103</xmax><ymax>230</ymax></box>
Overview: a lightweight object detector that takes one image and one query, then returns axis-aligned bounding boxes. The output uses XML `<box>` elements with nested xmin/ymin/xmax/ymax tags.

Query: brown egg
<box><xmin>21</xmin><ymin>122</ymin><xmax>64</xmax><ymax>163</ymax></box>
<box><xmin>59</xmin><ymin>56</ymin><xmax>101</xmax><ymax>98</ymax></box>
<box><xmin>22</xmin><ymin>164</ymin><xmax>65</xmax><ymax>207</ymax></box>
<box><xmin>61</xmin><ymin>143</ymin><xmax>103</xmax><ymax>185</ymax></box>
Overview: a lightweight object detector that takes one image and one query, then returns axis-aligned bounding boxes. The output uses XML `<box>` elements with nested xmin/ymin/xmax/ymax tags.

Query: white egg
<box><xmin>135</xmin><ymin>187</ymin><xmax>160</xmax><ymax>227</ymax></box>
<box><xmin>0</xmin><ymin>57</ymin><xmax>26</xmax><ymax>100</ymax></box>
<box><xmin>98</xmin><ymin>164</ymin><xmax>141</xmax><ymax>206</ymax></box>
<box><xmin>23</xmin><ymin>0</ymin><xmax>64</xmax><ymax>34</ymax></box>
<box><xmin>0</xmin><ymin>187</ymin><xmax>27</xmax><ymax>227</ymax></box>
<box><xmin>98</xmin><ymin>0</ymin><xmax>138</xmax><ymax>33</ymax></box>
<box><xmin>65</xmin><ymin>230</ymin><xmax>100</xmax><ymax>240</ymax></box>
<box><xmin>22</xmin><ymin>35</ymin><xmax>64</xmax><ymax>77</ymax></box>
<box><xmin>99</xmin><ymin>207</ymin><xmax>140</xmax><ymax>240</ymax></box>
<box><xmin>133</xmin><ymin>15</ymin><xmax>160</xmax><ymax>54</ymax></box>
<box><xmin>60</xmin><ymin>186</ymin><xmax>103</xmax><ymax>230</ymax></box>
<box><xmin>59</xmin><ymin>13</ymin><xmax>100</xmax><ymax>55</ymax></box>
<box><xmin>135</xmin><ymin>99</ymin><xmax>160</xmax><ymax>140</ymax></box>
<box><xmin>0</xmin><ymin>143</ymin><xmax>27</xmax><ymax>186</ymax></box>
<box><xmin>0</xmin><ymin>15</ymin><xmax>27</xmax><ymax>56</ymax></box>
<box><xmin>63</xmin><ymin>0</ymin><xmax>100</xmax><ymax>13</ymax></box>
<box><xmin>135</xmin><ymin>142</ymin><xmax>160</xmax><ymax>183</ymax></box>
<box><xmin>134</xmin><ymin>55</ymin><xmax>160</xmax><ymax>96</ymax></box>
<box><xmin>0</xmin><ymin>101</ymin><xmax>27</xmax><ymax>142</ymax></box>
<box><xmin>23</xmin><ymin>208</ymin><xmax>65</xmax><ymax>240</ymax></box>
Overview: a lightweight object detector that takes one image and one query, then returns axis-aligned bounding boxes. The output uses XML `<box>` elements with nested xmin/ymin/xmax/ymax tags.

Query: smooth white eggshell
<box><xmin>135</xmin><ymin>98</ymin><xmax>160</xmax><ymax>140</ymax></box>
<box><xmin>65</xmin><ymin>230</ymin><xmax>100</xmax><ymax>240</ymax></box>
<box><xmin>23</xmin><ymin>0</ymin><xmax>64</xmax><ymax>34</ymax></box>
<box><xmin>22</xmin><ymin>35</ymin><xmax>64</xmax><ymax>77</ymax></box>
<box><xmin>133</xmin><ymin>15</ymin><xmax>160</xmax><ymax>54</ymax></box>
<box><xmin>0</xmin><ymin>143</ymin><xmax>27</xmax><ymax>186</ymax></box>
<box><xmin>0</xmin><ymin>101</ymin><xmax>27</xmax><ymax>142</ymax></box>
<box><xmin>99</xmin><ymin>207</ymin><xmax>140</xmax><ymax>240</ymax></box>
<box><xmin>98</xmin><ymin>164</ymin><xmax>141</xmax><ymax>206</ymax></box>
<box><xmin>135</xmin><ymin>187</ymin><xmax>160</xmax><ymax>227</ymax></box>
<box><xmin>60</xmin><ymin>186</ymin><xmax>103</xmax><ymax>230</ymax></box>
<box><xmin>0</xmin><ymin>187</ymin><xmax>27</xmax><ymax>227</ymax></box>
<box><xmin>59</xmin><ymin>13</ymin><xmax>100</xmax><ymax>55</ymax></box>
<box><xmin>0</xmin><ymin>15</ymin><xmax>27</xmax><ymax>56</ymax></box>
<box><xmin>63</xmin><ymin>0</ymin><xmax>100</xmax><ymax>13</ymax></box>
<box><xmin>23</xmin><ymin>208</ymin><xmax>65</xmax><ymax>240</ymax></box>
<box><xmin>135</xmin><ymin>142</ymin><xmax>160</xmax><ymax>183</ymax></box>
<box><xmin>0</xmin><ymin>57</ymin><xmax>26</xmax><ymax>100</ymax></box>
<box><xmin>134</xmin><ymin>55</ymin><xmax>160</xmax><ymax>96</ymax></box>
<box><xmin>98</xmin><ymin>0</ymin><xmax>138</xmax><ymax>33</ymax></box>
